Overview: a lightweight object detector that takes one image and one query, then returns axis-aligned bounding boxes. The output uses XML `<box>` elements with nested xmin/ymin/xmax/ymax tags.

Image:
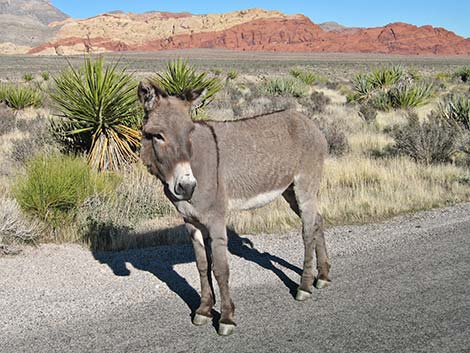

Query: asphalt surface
<box><xmin>1</xmin><ymin>203</ymin><xmax>470</xmax><ymax>353</ymax></box>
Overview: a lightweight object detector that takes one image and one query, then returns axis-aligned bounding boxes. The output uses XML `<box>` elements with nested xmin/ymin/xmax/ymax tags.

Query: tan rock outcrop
<box><xmin>23</xmin><ymin>8</ymin><xmax>470</xmax><ymax>56</ymax></box>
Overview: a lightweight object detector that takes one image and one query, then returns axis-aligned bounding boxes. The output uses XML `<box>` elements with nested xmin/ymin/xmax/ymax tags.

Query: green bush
<box><xmin>289</xmin><ymin>68</ymin><xmax>317</xmax><ymax>85</ymax></box>
<box><xmin>41</xmin><ymin>71</ymin><xmax>50</xmax><ymax>81</ymax></box>
<box><xmin>13</xmin><ymin>154</ymin><xmax>119</xmax><ymax>226</ymax></box>
<box><xmin>391</xmin><ymin>112</ymin><xmax>457</xmax><ymax>164</ymax></box>
<box><xmin>454</xmin><ymin>67</ymin><xmax>470</xmax><ymax>83</ymax></box>
<box><xmin>23</xmin><ymin>73</ymin><xmax>34</xmax><ymax>82</ymax></box>
<box><xmin>50</xmin><ymin>56</ymin><xmax>142</xmax><ymax>171</ymax></box>
<box><xmin>227</xmin><ymin>70</ymin><xmax>239</xmax><ymax>80</ymax></box>
<box><xmin>436</xmin><ymin>94</ymin><xmax>470</xmax><ymax>130</ymax></box>
<box><xmin>152</xmin><ymin>59</ymin><xmax>223</xmax><ymax>117</ymax></box>
<box><xmin>1</xmin><ymin>84</ymin><xmax>42</xmax><ymax>110</ymax></box>
<box><xmin>263</xmin><ymin>77</ymin><xmax>309</xmax><ymax>98</ymax></box>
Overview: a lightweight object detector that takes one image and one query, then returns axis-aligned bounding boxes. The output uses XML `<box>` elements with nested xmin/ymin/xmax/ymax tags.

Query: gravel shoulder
<box><xmin>1</xmin><ymin>203</ymin><xmax>470</xmax><ymax>353</ymax></box>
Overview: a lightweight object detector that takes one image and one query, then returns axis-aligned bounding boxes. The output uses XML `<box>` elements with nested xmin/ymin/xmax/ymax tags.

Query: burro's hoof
<box><xmin>314</xmin><ymin>278</ymin><xmax>330</xmax><ymax>289</ymax></box>
<box><xmin>192</xmin><ymin>313</ymin><xmax>211</xmax><ymax>326</ymax></box>
<box><xmin>218</xmin><ymin>322</ymin><xmax>236</xmax><ymax>336</ymax></box>
<box><xmin>295</xmin><ymin>288</ymin><xmax>312</xmax><ymax>301</ymax></box>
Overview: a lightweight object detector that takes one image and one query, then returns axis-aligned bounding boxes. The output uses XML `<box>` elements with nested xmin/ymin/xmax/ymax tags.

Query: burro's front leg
<box><xmin>207</xmin><ymin>218</ymin><xmax>236</xmax><ymax>336</ymax></box>
<box><xmin>186</xmin><ymin>223</ymin><xmax>214</xmax><ymax>326</ymax></box>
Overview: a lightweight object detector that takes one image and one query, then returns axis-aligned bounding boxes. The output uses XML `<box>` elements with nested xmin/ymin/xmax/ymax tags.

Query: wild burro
<box><xmin>138</xmin><ymin>82</ymin><xmax>331</xmax><ymax>336</ymax></box>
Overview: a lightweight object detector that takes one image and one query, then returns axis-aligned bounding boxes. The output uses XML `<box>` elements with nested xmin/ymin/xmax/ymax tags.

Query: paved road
<box><xmin>1</xmin><ymin>204</ymin><xmax>470</xmax><ymax>353</ymax></box>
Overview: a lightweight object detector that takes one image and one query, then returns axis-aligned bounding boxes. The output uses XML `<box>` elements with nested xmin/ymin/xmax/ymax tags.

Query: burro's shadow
<box><xmin>92</xmin><ymin>225</ymin><xmax>302</xmax><ymax>323</ymax></box>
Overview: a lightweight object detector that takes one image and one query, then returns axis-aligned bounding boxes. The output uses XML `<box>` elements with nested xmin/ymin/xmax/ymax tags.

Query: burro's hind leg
<box><xmin>283</xmin><ymin>178</ymin><xmax>331</xmax><ymax>301</ymax></box>
<box><xmin>206</xmin><ymin>218</ymin><xmax>236</xmax><ymax>336</ymax></box>
<box><xmin>186</xmin><ymin>223</ymin><xmax>214</xmax><ymax>326</ymax></box>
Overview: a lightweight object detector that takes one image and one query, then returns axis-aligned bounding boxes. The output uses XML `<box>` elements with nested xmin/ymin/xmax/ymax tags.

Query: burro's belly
<box><xmin>228</xmin><ymin>188</ymin><xmax>286</xmax><ymax>211</ymax></box>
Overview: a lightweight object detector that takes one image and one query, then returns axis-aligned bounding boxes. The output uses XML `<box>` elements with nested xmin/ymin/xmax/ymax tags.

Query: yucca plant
<box><xmin>350</xmin><ymin>73</ymin><xmax>374</xmax><ymax>102</ymax></box>
<box><xmin>263</xmin><ymin>77</ymin><xmax>309</xmax><ymax>98</ymax></box>
<box><xmin>41</xmin><ymin>71</ymin><xmax>50</xmax><ymax>81</ymax></box>
<box><xmin>227</xmin><ymin>70</ymin><xmax>239</xmax><ymax>80</ymax></box>
<box><xmin>389</xmin><ymin>82</ymin><xmax>435</xmax><ymax>109</ymax></box>
<box><xmin>370</xmin><ymin>65</ymin><xmax>405</xmax><ymax>89</ymax></box>
<box><xmin>436</xmin><ymin>94</ymin><xmax>470</xmax><ymax>130</ymax></box>
<box><xmin>50</xmin><ymin>57</ymin><xmax>142</xmax><ymax>171</ymax></box>
<box><xmin>454</xmin><ymin>66</ymin><xmax>470</xmax><ymax>83</ymax></box>
<box><xmin>289</xmin><ymin>68</ymin><xmax>317</xmax><ymax>85</ymax></box>
<box><xmin>152</xmin><ymin>59</ymin><xmax>223</xmax><ymax>117</ymax></box>
<box><xmin>23</xmin><ymin>73</ymin><xmax>34</xmax><ymax>82</ymax></box>
<box><xmin>3</xmin><ymin>84</ymin><xmax>42</xmax><ymax>110</ymax></box>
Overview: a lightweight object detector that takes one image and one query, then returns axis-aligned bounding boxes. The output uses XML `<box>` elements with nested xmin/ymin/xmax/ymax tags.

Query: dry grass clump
<box><xmin>320</xmin><ymin>156</ymin><xmax>470</xmax><ymax>225</ymax></box>
<box><xmin>225</xmin><ymin>156</ymin><xmax>470</xmax><ymax>234</ymax></box>
<box><xmin>0</xmin><ymin>197</ymin><xmax>40</xmax><ymax>244</ymax></box>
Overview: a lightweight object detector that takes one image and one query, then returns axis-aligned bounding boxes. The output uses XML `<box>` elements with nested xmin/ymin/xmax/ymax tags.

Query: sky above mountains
<box><xmin>51</xmin><ymin>0</ymin><xmax>469</xmax><ymax>38</ymax></box>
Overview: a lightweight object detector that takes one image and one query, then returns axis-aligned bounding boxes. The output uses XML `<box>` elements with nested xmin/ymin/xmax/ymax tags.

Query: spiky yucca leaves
<box><xmin>350</xmin><ymin>74</ymin><xmax>374</xmax><ymax>102</ymax></box>
<box><xmin>437</xmin><ymin>94</ymin><xmax>470</xmax><ymax>130</ymax></box>
<box><xmin>50</xmin><ymin>57</ymin><xmax>142</xmax><ymax>171</ymax></box>
<box><xmin>152</xmin><ymin>59</ymin><xmax>222</xmax><ymax>118</ymax></box>
<box><xmin>0</xmin><ymin>84</ymin><xmax>43</xmax><ymax>110</ymax></box>
<box><xmin>370</xmin><ymin>65</ymin><xmax>405</xmax><ymax>89</ymax></box>
<box><xmin>389</xmin><ymin>82</ymin><xmax>435</xmax><ymax>109</ymax></box>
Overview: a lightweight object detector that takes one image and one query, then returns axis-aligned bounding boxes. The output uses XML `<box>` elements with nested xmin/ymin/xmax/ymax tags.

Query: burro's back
<box><xmin>138</xmin><ymin>83</ymin><xmax>331</xmax><ymax>336</ymax></box>
<box><xmin>205</xmin><ymin>109</ymin><xmax>328</xmax><ymax>207</ymax></box>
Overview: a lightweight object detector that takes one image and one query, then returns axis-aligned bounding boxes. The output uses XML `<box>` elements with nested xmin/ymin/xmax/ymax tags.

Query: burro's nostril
<box><xmin>175</xmin><ymin>181</ymin><xmax>185</xmax><ymax>195</ymax></box>
<box><xmin>175</xmin><ymin>179</ymin><xmax>196</xmax><ymax>199</ymax></box>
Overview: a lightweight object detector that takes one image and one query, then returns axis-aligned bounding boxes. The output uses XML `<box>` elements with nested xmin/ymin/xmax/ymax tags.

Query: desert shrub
<box><xmin>358</xmin><ymin>103</ymin><xmax>378</xmax><ymax>123</ymax></box>
<box><xmin>152</xmin><ymin>59</ymin><xmax>223</xmax><ymax>117</ymax></box>
<box><xmin>23</xmin><ymin>73</ymin><xmax>34</xmax><ymax>82</ymax></box>
<box><xmin>390</xmin><ymin>112</ymin><xmax>457</xmax><ymax>164</ymax></box>
<box><xmin>13</xmin><ymin>153</ymin><xmax>119</xmax><ymax>227</ymax></box>
<box><xmin>50</xmin><ymin>56</ymin><xmax>142</xmax><ymax>171</ymax></box>
<box><xmin>454</xmin><ymin>66</ymin><xmax>470</xmax><ymax>83</ymax></box>
<box><xmin>262</xmin><ymin>77</ymin><xmax>309</xmax><ymax>98</ymax></box>
<box><xmin>2</xmin><ymin>85</ymin><xmax>42</xmax><ymax>110</ymax></box>
<box><xmin>76</xmin><ymin>164</ymin><xmax>177</xmax><ymax>250</ymax></box>
<box><xmin>78</xmin><ymin>164</ymin><xmax>174</xmax><ymax>227</ymax></box>
<box><xmin>0</xmin><ymin>104</ymin><xmax>16</xmax><ymax>135</ymax></box>
<box><xmin>289</xmin><ymin>68</ymin><xmax>317</xmax><ymax>85</ymax></box>
<box><xmin>298</xmin><ymin>90</ymin><xmax>331</xmax><ymax>115</ymax></box>
<box><xmin>315</xmin><ymin>118</ymin><xmax>350</xmax><ymax>156</ymax></box>
<box><xmin>223</xmin><ymin>81</ymin><xmax>296</xmax><ymax>118</ymax></box>
<box><xmin>227</xmin><ymin>70</ymin><xmax>238</xmax><ymax>80</ymax></box>
<box><xmin>41</xmin><ymin>71</ymin><xmax>50</xmax><ymax>81</ymax></box>
<box><xmin>9</xmin><ymin>115</ymin><xmax>55</xmax><ymax>165</ymax></box>
<box><xmin>436</xmin><ymin>94</ymin><xmax>470</xmax><ymax>130</ymax></box>
<box><xmin>0</xmin><ymin>198</ymin><xmax>39</xmax><ymax>244</ymax></box>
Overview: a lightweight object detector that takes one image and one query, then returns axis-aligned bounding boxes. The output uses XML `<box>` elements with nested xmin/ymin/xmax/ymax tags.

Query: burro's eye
<box><xmin>153</xmin><ymin>133</ymin><xmax>165</xmax><ymax>144</ymax></box>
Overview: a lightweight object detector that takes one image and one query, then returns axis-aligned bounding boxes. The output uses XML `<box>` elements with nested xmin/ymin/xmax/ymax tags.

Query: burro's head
<box><xmin>138</xmin><ymin>81</ymin><xmax>203</xmax><ymax>201</ymax></box>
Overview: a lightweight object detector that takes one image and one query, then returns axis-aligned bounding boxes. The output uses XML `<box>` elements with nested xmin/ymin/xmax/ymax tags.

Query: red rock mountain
<box><xmin>5</xmin><ymin>8</ymin><xmax>470</xmax><ymax>55</ymax></box>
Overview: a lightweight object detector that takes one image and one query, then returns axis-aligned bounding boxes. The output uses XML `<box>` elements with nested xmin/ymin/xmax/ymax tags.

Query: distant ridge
<box><xmin>1</xmin><ymin>4</ymin><xmax>470</xmax><ymax>56</ymax></box>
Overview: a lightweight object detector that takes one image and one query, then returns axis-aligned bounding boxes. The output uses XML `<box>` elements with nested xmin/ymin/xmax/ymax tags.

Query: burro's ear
<box><xmin>183</xmin><ymin>88</ymin><xmax>207</xmax><ymax>110</ymax></box>
<box><xmin>138</xmin><ymin>81</ymin><xmax>167</xmax><ymax>112</ymax></box>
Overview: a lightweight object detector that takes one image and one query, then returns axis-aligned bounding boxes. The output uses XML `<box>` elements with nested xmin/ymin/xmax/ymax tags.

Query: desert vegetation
<box><xmin>0</xmin><ymin>54</ymin><xmax>469</xmax><ymax>252</ymax></box>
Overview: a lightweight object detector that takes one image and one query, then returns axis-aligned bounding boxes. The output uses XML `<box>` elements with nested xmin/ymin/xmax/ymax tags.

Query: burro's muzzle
<box><xmin>168</xmin><ymin>161</ymin><xmax>197</xmax><ymax>201</ymax></box>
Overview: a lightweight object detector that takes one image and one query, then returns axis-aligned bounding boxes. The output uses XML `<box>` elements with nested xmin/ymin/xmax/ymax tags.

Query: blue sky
<box><xmin>51</xmin><ymin>0</ymin><xmax>470</xmax><ymax>38</ymax></box>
